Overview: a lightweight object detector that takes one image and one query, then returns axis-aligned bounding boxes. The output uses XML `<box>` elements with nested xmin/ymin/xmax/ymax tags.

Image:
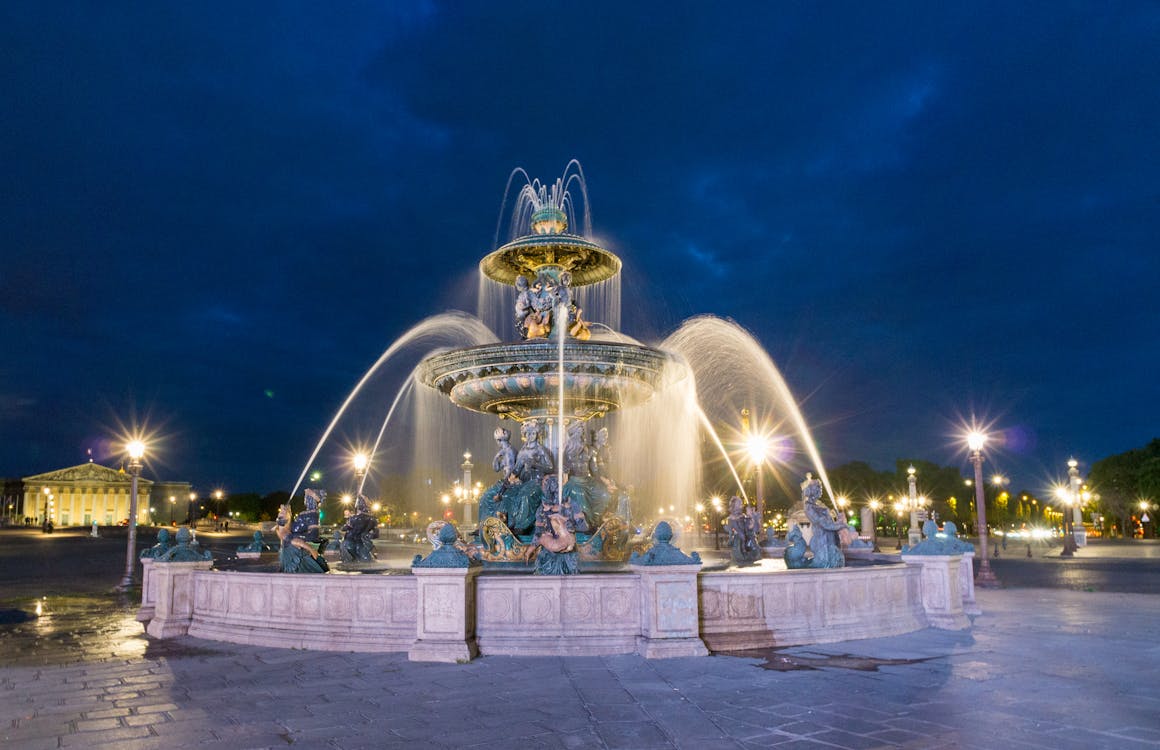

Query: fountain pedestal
<box><xmin>631</xmin><ymin>564</ymin><xmax>708</xmax><ymax>658</ymax></box>
<box><xmin>146</xmin><ymin>560</ymin><xmax>214</xmax><ymax>638</ymax></box>
<box><xmin>902</xmin><ymin>554</ymin><xmax>970</xmax><ymax>630</ymax></box>
<box><xmin>409</xmin><ymin>566</ymin><xmax>481</xmax><ymax>663</ymax></box>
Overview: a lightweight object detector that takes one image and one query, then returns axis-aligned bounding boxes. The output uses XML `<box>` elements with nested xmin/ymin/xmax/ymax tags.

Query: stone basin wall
<box><xmin>140</xmin><ymin>556</ymin><xmax>966</xmax><ymax>660</ymax></box>
<box><xmin>699</xmin><ymin>563</ymin><xmax>926</xmax><ymax>650</ymax></box>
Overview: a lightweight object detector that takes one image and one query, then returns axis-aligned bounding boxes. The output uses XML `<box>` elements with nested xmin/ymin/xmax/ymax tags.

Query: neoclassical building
<box><xmin>21</xmin><ymin>462</ymin><xmax>191</xmax><ymax>527</ymax></box>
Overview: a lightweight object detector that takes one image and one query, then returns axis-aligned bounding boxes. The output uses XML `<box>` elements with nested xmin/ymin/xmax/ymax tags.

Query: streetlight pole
<box><xmin>116</xmin><ymin>440</ymin><xmax>145</xmax><ymax>592</ymax></box>
<box><xmin>967</xmin><ymin>432</ymin><xmax>998</xmax><ymax>587</ymax></box>
<box><xmin>907</xmin><ymin>466</ymin><xmax>922</xmax><ymax>547</ymax></box>
<box><xmin>460</xmin><ymin>451</ymin><xmax>475</xmax><ymax>529</ymax></box>
<box><xmin>1067</xmin><ymin>458</ymin><xmax>1087</xmax><ymax>548</ymax></box>
<box><xmin>741</xmin><ymin>408</ymin><xmax>769</xmax><ymax>540</ymax></box>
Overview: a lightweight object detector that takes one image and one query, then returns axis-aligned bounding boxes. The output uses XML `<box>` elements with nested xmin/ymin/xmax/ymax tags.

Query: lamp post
<box><xmin>1067</xmin><ymin>458</ymin><xmax>1087</xmax><ymax>548</ymax></box>
<box><xmin>168</xmin><ymin>496</ymin><xmax>175</xmax><ymax>525</ymax></box>
<box><xmin>695</xmin><ymin>502</ymin><xmax>705</xmax><ymax>546</ymax></box>
<box><xmin>967</xmin><ymin>432</ymin><xmax>998</xmax><ymax>586</ymax></box>
<box><xmin>711</xmin><ymin>495</ymin><xmax>723</xmax><ymax>550</ymax></box>
<box><xmin>116</xmin><ymin>440</ymin><xmax>145</xmax><ymax>592</ymax></box>
<box><xmin>906</xmin><ymin>466</ymin><xmax>923</xmax><ymax>546</ymax></box>
<box><xmin>352</xmin><ymin>451</ymin><xmax>369</xmax><ymax>495</ymax></box>
<box><xmin>460</xmin><ymin>451</ymin><xmax>476</xmax><ymax>529</ymax></box>
<box><xmin>741</xmin><ymin>408</ymin><xmax>769</xmax><ymax>539</ymax></box>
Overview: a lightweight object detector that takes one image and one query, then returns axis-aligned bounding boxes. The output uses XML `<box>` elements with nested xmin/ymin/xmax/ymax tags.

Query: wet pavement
<box><xmin>1</xmin><ymin>529</ymin><xmax>1159</xmax><ymax>749</ymax></box>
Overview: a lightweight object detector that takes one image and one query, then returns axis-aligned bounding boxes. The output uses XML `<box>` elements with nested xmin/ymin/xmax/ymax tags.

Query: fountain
<box><xmin>137</xmin><ymin>162</ymin><xmax>975</xmax><ymax>659</ymax></box>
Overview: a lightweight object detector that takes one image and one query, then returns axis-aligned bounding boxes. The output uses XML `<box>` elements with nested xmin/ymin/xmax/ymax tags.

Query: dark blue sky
<box><xmin>3</xmin><ymin>2</ymin><xmax>1157</xmax><ymax>495</ymax></box>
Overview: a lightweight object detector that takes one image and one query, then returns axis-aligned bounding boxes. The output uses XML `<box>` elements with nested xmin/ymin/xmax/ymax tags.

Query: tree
<box><xmin>1090</xmin><ymin>439</ymin><xmax>1160</xmax><ymax>537</ymax></box>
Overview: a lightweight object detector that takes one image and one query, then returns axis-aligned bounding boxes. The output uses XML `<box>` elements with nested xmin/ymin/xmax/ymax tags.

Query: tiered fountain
<box><xmin>138</xmin><ymin>162</ymin><xmax>975</xmax><ymax>659</ymax></box>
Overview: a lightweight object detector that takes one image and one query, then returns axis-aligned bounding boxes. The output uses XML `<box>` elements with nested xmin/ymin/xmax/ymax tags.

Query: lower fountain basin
<box><xmin>417</xmin><ymin>340</ymin><xmax>682</xmax><ymax>421</ymax></box>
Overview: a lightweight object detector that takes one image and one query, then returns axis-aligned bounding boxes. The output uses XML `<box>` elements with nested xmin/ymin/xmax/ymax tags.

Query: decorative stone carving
<box><xmin>140</xmin><ymin>528</ymin><xmax>175</xmax><ymax>559</ymax></box>
<box><xmin>156</xmin><ymin>527</ymin><xmax>212</xmax><ymax>562</ymax></box>
<box><xmin>629</xmin><ymin>521</ymin><xmax>701</xmax><ymax>566</ymax></box>
<box><xmin>726</xmin><ymin>496</ymin><xmax>761</xmax><ymax>566</ymax></box>
<box><xmin>413</xmin><ymin>523</ymin><xmax>479</xmax><ymax>569</ymax></box>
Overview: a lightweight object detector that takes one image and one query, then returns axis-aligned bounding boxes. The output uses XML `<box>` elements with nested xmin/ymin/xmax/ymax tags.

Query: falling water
<box><xmin>661</xmin><ymin>315</ymin><xmax>837</xmax><ymax>508</ymax></box>
<box><xmin>287</xmin><ymin>312</ymin><xmax>497</xmax><ymax>502</ymax></box>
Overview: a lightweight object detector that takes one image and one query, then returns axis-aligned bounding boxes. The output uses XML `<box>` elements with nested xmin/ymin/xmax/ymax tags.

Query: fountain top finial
<box><xmin>531</xmin><ymin>206</ymin><xmax>567</xmax><ymax>235</ymax></box>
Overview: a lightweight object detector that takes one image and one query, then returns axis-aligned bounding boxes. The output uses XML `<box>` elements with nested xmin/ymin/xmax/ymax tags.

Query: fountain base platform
<box><xmin>139</xmin><ymin>551</ymin><xmax>971</xmax><ymax>659</ymax></box>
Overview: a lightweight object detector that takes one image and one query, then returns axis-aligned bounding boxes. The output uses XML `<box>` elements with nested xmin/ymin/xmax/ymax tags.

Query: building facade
<box><xmin>21</xmin><ymin>462</ymin><xmax>190</xmax><ymax>527</ymax></box>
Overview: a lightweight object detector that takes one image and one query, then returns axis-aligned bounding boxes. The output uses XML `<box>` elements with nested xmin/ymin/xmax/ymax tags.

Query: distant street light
<box><xmin>741</xmin><ymin>408</ymin><xmax>770</xmax><ymax>536</ymax></box>
<box><xmin>116</xmin><ymin>440</ymin><xmax>146</xmax><ymax>592</ymax></box>
<box><xmin>967</xmin><ymin>431</ymin><xmax>998</xmax><ymax>586</ymax></box>
<box><xmin>168</xmin><ymin>495</ymin><xmax>176</xmax><ymax>525</ymax></box>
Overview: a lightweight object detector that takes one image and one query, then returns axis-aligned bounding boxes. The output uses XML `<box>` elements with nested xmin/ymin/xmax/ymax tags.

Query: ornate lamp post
<box><xmin>695</xmin><ymin>502</ymin><xmax>705</xmax><ymax>546</ymax></box>
<box><xmin>352</xmin><ymin>451</ymin><xmax>369</xmax><ymax>495</ymax></box>
<box><xmin>967</xmin><ymin>432</ymin><xmax>998</xmax><ymax>586</ymax></box>
<box><xmin>460</xmin><ymin>451</ymin><xmax>477</xmax><ymax>529</ymax></box>
<box><xmin>711</xmin><ymin>495</ymin><xmax>723</xmax><ymax>549</ymax></box>
<box><xmin>741</xmin><ymin>408</ymin><xmax>770</xmax><ymax>538</ymax></box>
<box><xmin>906</xmin><ymin>466</ymin><xmax>924</xmax><ymax>546</ymax></box>
<box><xmin>1067</xmin><ymin>458</ymin><xmax>1087</xmax><ymax>548</ymax></box>
<box><xmin>168</xmin><ymin>495</ymin><xmax>175</xmax><ymax>525</ymax></box>
<box><xmin>116</xmin><ymin>440</ymin><xmax>145</xmax><ymax>592</ymax></box>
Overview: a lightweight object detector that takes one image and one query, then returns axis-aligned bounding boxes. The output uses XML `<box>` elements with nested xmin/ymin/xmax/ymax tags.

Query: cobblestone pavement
<box><xmin>2</xmin><ymin>586</ymin><xmax>1159</xmax><ymax>749</ymax></box>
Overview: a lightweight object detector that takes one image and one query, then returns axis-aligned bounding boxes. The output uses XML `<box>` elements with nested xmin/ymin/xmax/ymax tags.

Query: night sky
<box><xmin>3</xmin><ymin>2</ymin><xmax>1157</xmax><ymax>496</ymax></box>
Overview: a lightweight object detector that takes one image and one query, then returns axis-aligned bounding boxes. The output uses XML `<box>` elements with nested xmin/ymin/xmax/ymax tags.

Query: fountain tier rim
<box><xmin>417</xmin><ymin>340</ymin><xmax>683</xmax><ymax>421</ymax></box>
<box><xmin>479</xmin><ymin>233</ymin><xmax>621</xmax><ymax>286</ymax></box>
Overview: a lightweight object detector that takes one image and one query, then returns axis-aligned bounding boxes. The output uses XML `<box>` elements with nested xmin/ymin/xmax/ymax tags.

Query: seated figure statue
<box><xmin>726</xmin><ymin>495</ymin><xmax>761</xmax><ymax>566</ymax></box>
<box><xmin>801</xmin><ymin>473</ymin><xmax>848</xmax><ymax>569</ymax></box>
<box><xmin>341</xmin><ymin>495</ymin><xmax>379</xmax><ymax>563</ymax></box>
<box><xmin>504</xmin><ymin>420</ymin><xmax>554</xmax><ymax>534</ymax></box>
<box><xmin>478</xmin><ymin>426</ymin><xmax>520</xmax><ymax>526</ymax></box>
<box><xmin>275</xmin><ymin>503</ymin><xmax>328</xmax><ymax>574</ymax></box>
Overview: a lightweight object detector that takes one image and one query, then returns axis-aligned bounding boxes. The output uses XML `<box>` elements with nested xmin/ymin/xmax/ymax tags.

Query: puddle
<box><xmin>733</xmin><ymin>648</ymin><xmax>938</xmax><ymax>672</ymax></box>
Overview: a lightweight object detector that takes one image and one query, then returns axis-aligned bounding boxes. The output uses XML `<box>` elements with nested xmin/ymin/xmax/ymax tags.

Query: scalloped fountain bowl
<box><xmin>417</xmin><ymin>340</ymin><xmax>682</xmax><ymax>421</ymax></box>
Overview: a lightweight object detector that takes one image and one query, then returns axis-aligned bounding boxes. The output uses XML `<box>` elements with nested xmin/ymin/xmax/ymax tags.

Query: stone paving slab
<box><xmin>2</xmin><ymin>588</ymin><xmax>1160</xmax><ymax>748</ymax></box>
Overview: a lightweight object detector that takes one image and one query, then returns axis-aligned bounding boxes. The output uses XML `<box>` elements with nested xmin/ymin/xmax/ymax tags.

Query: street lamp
<box><xmin>741</xmin><ymin>408</ymin><xmax>769</xmax><ymax>537</ymax></box>
<box><xmin>168</xmin><ymin>495</ymin><xmax>176</xmax><ymax>525</ymax></box>
<box><xmin>352</xmin><ymin>451</ymin><xmax>369</xmax><ymax>493</ymax></box>
<box><xmin>966</xmin><ymin>431</ymin><xmax>998</xmax><ymax>586</ymax></box>
<box><xmin>710</xmin><ymin>495</ymin><xmax>723</xmax><ymax>549</ymax></box>
<box><xmin>116</xmin><ymin>440</ymin><xmax>146</xmax><ymax>592</ymax></box>
<box><xmin>695</xmin><ymin>502</ymin><xmax>705</xmax><ymax>546</ymax></box>
<box><xmin>906</xmin><ymin>466</ymin><xmax>923</xmax><ymax>546</ymax></box>
<box><xmin>1067</xmin><ymin>458</ymin><xmax>1087</xmax><ymax>549</ymax></box>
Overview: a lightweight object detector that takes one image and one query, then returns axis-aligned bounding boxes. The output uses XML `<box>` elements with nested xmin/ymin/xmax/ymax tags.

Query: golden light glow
<box><xmin>967</xmin><ymin>431</ymin><xmax>986</xmax><ymax>452</ymax></box>
<box><xmin>746</xmin><ymin>434</ymin><xmax>770</xmax><ymax>464</ymax></box>
<box><xmin>127</xmin><ymin>440</ymin><xmax>146</xmax><ymax>460</ymax></box>
<box><xmin>352</xmin><ymin>452</ymin><xmax>369</xmax><ymax>473</ymax></box>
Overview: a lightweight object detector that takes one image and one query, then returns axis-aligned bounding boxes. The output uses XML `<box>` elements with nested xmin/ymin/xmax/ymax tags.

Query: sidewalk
<box><xmin>2</xmin><ymin>588</ymin><xmax>1159</xmax><ymax>749</ymax></box>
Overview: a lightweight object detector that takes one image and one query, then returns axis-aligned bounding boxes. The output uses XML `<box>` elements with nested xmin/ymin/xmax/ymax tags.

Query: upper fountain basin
<box><xmin>479</xmin><ymin>233</ymin><xmax>621</xmax><ymax>287</ymax></box>
<box><xmin>418</xmin><ymin>340</ymin><xmax>683</xmax><ymax>421</ymax></box>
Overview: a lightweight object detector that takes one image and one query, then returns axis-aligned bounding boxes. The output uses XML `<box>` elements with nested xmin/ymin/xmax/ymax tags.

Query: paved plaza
<box><xmin>2</xmin><ymin>530</ymin><xmax>1159</xmax><ymax>749</ymax></box>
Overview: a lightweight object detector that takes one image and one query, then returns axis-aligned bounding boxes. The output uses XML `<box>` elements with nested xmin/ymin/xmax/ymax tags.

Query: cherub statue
<box><xmin>515</xmin><ymin>275</ymin><xmax>549</xmax><ymax>339</ymax></box>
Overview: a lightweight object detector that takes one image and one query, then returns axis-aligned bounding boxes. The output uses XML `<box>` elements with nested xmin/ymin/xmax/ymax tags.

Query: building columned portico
<box><xmin>22</xmin><ymin>462</ymin><xmax>188</xmax><ymax>527</ymax></box>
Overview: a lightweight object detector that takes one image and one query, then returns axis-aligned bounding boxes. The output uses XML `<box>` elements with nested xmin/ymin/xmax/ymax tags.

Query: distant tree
<box><xmin>1090</xmin><ymin>439</ymin><xmax>1160</xmax><ymax>537</ymax></box>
